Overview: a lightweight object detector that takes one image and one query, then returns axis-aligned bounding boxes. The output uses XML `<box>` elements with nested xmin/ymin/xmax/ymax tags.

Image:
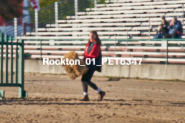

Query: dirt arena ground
<box><xmin>0</xmin><ymin>74</ymin><xmax>185</xmax><ymax>123</ymax></box>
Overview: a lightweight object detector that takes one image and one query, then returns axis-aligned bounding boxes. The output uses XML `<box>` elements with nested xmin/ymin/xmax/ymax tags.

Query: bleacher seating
<box><xmin>97</xmin><ymin>0</ymin><xmax>185</xmax><ymax>7</ymax></box>
<box><xmin>17</xmin><ymin>0</ymin><xmax>185</xmax><ymax>64</ymax></box>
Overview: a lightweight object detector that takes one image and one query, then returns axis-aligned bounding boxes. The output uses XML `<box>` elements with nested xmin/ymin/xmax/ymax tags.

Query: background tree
<box><xmin>0</xmin><ymin>0</ymin><xmax>23</xmax><ymax>21</ymax></box>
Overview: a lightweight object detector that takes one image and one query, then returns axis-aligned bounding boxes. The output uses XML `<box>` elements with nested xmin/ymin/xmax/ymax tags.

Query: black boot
<box><xmin>98</xmin><ymin>91</ymin><xmax>106</xmax><ymax>101</ymax></box>
<box><xmin>80</xmin><ymin>95</ymin><xmax>89</xmax><ymax>101</ymax></box>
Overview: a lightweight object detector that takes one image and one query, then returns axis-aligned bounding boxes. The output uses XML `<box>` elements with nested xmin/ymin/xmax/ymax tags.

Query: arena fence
<box><xmin>17</xmin><ymin>37</ymin><xmax>185</xmax><ymax>65</ymax></box>
<box><xmin>0</xmin><ymin>32</ymin><xmax>27</xmax><ymax>98</ymax></box>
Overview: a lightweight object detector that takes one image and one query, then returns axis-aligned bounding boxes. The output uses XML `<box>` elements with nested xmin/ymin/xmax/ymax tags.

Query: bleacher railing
<box><xmin>16</xmin><ymin>37</ymin><xmax>185</xmax><ymax>65</ymax></box>
<box><xmin>2</xmin><ymin>0</ymin><xmax>185</xmax><ymax>39</ymax></box>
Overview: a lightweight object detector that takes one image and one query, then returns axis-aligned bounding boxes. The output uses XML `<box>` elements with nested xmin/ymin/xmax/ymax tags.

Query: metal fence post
<box><xmin>13</xmin><ymin>19</ymin><xmax>17</xmax><ymax>86</ymax></box>
<box><xmin>0</xmin><ymin>32</ymin><xmax>4</xmax><ymax>84</ymax></box>
<box><xmin>18</xmin><ymin>39</ymin><xmax>27</xmax><ymax>98</ymax></box>
<box><xmin>126</xmin><ymin>30</ymin><xmax>128</xmax><ymax>52</ymax></box>
<box><xmin>40</xmin><ymin>39</ymin><xmax>42</xmax><ymax>60</ymax></box>
<box><xmin>183</xmin><ymin>4</ymin><xmax>184</xmax><ymax>25</ymax></box>
<box><xmin>5</xmin><ymin>35</ymin><xmax>8</xmax><ymax>85</ymax></box>
<box><xmin>10</xmin><ymin>37</ymin><xmax>13</xmax><ymax>84</ymax></box>
<box><xmin>35</xmin><ymin>9</ymin><xmax>38</xmax><ymax>37</ymax></box>
<box><xmin>166</xmin><ymin>40</ymin><xmax>168</xmax><ymax>65</ymax></box>
<box><xmin>94</xmin><ymin>0</ymin><xmax>97</xmax><ymax>12</ymax></box>
<box><xmin>114</xmin><ymin>34</ymin><xmax>117</xmax><ymax>57</ymax></box>
<box><xmin>75</xmin><ymin>0</ymin><xmax>78</xmax><ymax>20</ymax></box>
<box><xmin>55</xmin><ymin>2</ymin><xmax>58</xmax><ymax>28</ymax></box>
<box><xmin>149</xmin><ymin>17</ymin><xmax>151</xmax><ymax>41</ymax></box>
<box><xmin>14</xmin><ymin>18</ymin><xmax>17</xmax><ymax>39</ymax></box>
<box><xmin>15</xmin><ymin>37</ymin><xmax>18</xmax><ymax>84</ymax></box>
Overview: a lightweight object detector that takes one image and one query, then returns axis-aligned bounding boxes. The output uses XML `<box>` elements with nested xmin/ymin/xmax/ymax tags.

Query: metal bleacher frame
<box><xmin>2</xmin><ymin>0</ymin><xmax>185</xmax><ymax>65</ymax></box>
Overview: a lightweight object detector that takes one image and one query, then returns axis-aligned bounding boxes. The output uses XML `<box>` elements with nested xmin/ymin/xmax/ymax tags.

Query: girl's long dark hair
<box><xmin>88</xmin><ymin>31</ymin><xmax>101</xmax><ymax>46</ymax></box>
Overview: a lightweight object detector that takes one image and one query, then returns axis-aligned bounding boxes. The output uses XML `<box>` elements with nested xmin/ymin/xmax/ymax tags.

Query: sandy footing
<box><xmin>0</xmin><ymin>74</ymin><xmax>185</xmax><ymax>123</ymax></box>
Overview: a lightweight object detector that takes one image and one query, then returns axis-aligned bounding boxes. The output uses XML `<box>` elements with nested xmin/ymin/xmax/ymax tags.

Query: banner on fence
<box><xmin>30</xmin><ymin>0</ymin><xmax>40</xmax><ymax>11</ymax></box>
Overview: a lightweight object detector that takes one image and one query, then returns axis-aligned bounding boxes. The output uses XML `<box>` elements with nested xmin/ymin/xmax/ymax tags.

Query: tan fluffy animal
<box><xmin>62</xmin><ymin>51</ymin><xmax>88</xmax><ymax>80</ymax></box>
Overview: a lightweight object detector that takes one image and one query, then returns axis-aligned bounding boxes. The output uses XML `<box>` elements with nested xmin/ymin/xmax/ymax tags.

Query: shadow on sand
<box><xmin>0</xmin><ymin>98</ymin><xmax>185</xmax><ymax>107</ymax></box>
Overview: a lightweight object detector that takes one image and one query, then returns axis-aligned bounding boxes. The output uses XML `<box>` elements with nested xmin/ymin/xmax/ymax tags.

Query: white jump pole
<box><xmin>55</xmin><ymin>2</ymin><xmax>58</xmax><ymax>28</ymax></box>
<box><xmin>94</xmin><ymin>0</ymin><xmax>97</xmax><ymax>12</ymax></box>
<box><xmin>14</xmin><ymin>18</ymin><xmax>17</xmax><ymax>40</ymax></box>
<box><xmin>35</xmin><ymin>9</ymin><xmax>38</xmax><ymax>37</ymax></box>
<box><xmin>75</xmin><ymin>0</ymin><xmax>78</xmax><ymax>20</ymax></box>
<box><xmin>55</xmin><ymin>2</ymin><xmax>59</xmax><ymax>39</ymax></box>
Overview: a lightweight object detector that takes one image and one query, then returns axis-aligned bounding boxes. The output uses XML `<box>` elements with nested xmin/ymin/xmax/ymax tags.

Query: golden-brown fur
<box><xmin>62</xmin><ymin>51</ymin><xmax>88</xmax><ymax>80</ymax></box>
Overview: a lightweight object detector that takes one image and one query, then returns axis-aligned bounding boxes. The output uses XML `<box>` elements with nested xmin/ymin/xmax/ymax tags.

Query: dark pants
<box><xmin>163</xmin><ymin>33</ymin><xmax>170</xmax><ymax>38</ymax></box>
<box><xmin>81</xmin><ymin>68</ymin><xmax>98</xmax><ymax>92</ymax></box>
<box><xmin>168</xmin><ymin>33</ymin><xmax>178</xmax><ymax>38</ymax></box>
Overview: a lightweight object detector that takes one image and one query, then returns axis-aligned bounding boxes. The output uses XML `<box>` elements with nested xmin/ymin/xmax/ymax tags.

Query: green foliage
<box><xmin>29</xmin><ymin>0</ymin><xmax>61</xmax><ymax>12</ymax></box>
<box><xmin>35</xmin><ymin>0</ymin><xmax>106</xmax><ymax>21</ymax></box>
<box><xmin>3</xmin><ymin>0</ymin><xmax>106</xmax><ymax>25</ymax></box>
<box><xmin>58</xmin><ymin>0</ymin><xmax>75</xmax><ymax>20</ymax></box>
<box><xmin>33</xmin><ymin>0</ymin><xmax>97</xmax><ymax>24</ymax></box>
<box><xmin>98</xmin><ymin>0</ymin><xmax>106</xmax><ymax>4</ymax></box>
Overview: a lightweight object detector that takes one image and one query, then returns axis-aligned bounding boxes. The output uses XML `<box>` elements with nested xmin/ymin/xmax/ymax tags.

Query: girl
<box><xmin>80</xmin><ymin>31</ymin><xmax>105</xmax><ymax>101</ymax></box>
